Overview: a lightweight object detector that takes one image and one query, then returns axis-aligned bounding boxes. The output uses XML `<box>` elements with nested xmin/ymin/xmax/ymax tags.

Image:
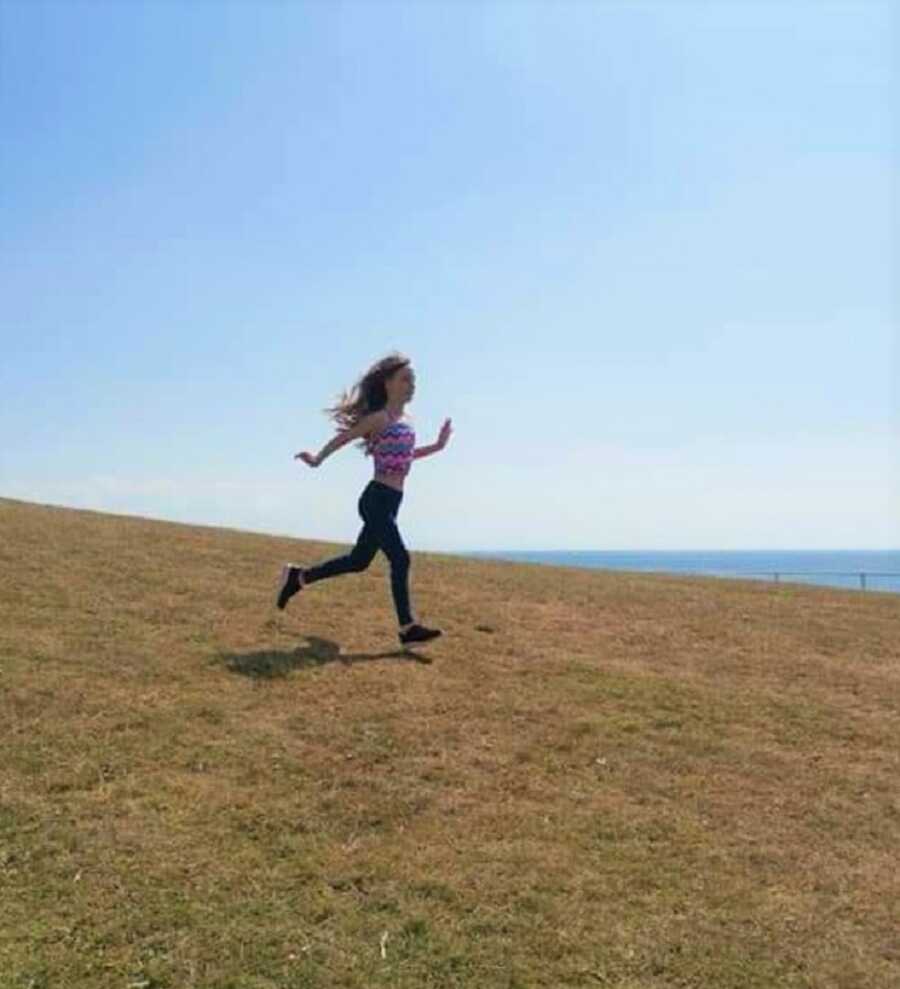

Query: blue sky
<box><xmin>2</xmin><ymin>0</ymin><xmax>897</xmax><ymax>551</ymax></box>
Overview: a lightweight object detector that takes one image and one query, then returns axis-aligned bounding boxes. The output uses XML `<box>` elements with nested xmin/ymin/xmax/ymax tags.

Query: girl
<box><xmin>276</xmin><ymin>351</ymin><xmax>452</xmax><ymax>647</ymax></box>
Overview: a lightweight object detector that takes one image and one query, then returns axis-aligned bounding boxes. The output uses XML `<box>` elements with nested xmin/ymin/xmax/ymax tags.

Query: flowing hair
<box><xmin>323</xmin><ymin>351</ymin><xmax>411</xmax><ymax>457</ymax></box>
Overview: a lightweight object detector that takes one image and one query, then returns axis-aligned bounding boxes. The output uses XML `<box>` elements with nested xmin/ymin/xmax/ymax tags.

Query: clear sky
<box><xmin>2</xmin><ymin>0</ymin><xmax>897</xmax><ymax>551</ymax></box>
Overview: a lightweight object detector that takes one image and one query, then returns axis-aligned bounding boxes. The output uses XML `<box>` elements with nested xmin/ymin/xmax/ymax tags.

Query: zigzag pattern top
<box><xmin>369</xmin><ymin>409</ymin><xmax>416</xmax><ymax>478</ymax></box>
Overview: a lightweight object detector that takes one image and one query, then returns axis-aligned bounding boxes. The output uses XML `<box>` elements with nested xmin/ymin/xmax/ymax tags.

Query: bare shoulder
<box><xmin>362</xmin><ymin>409</ymin><xmax>391</xmax><ymax>436</ymax></box>
<box><xmin>339</xmin><ymin>409</ymin><xmax>389</xmax><ymax>442</ymax></box>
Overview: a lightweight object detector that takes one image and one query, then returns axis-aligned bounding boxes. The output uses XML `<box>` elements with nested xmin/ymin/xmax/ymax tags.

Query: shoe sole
<box><xmin>276</xmin><ymin>564</ymin><xmax>303</xmax><ymax>610</ymax></box>
<box><xmin>399</xmin><ymin>630</ymin><xmax>442</xmax><ymax>647</ymax></box>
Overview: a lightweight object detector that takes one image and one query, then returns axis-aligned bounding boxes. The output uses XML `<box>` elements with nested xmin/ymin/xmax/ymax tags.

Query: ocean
<box><xmin>457</xmin><ymin>550</ymin><xmax>900</xmax><ymax>595</ymax></box>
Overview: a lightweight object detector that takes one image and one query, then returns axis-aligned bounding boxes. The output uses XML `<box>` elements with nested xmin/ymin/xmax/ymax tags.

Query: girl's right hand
<box><xmin>295</xmin><ymin>451</ymin><xmax>320</xmax><ymax>467</ymax></box>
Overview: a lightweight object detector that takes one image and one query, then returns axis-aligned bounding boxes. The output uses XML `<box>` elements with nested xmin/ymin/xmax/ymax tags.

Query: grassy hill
<box><xmin>1</xmin><ymin>496</ymin><xmax>898</xmax><ymax>989</ymax></box>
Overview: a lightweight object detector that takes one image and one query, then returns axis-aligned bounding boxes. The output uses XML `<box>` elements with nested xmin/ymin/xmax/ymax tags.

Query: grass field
<box><xmin>1</xmin><ymin>496</ymin><xmax>898</xmax><ymax>989</ymax></box>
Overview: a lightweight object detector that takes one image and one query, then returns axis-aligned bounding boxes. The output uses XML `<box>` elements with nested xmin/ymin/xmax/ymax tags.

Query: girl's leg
<box><xmin>378</xmin><ymin>514</ymin><xmax>414</xmax><ymax>628</ymax></box>
<box><xmin>300</xmin><ymin>482</ymin><xmax>414</xmax><ymax>628</ymax></box>
<box><xmin>302</xmin><ymin>488</ymin><xmax>381</xmax><ymax>584</ymax></box>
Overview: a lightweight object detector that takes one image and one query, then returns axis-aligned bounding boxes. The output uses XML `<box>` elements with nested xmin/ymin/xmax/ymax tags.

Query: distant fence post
<box><xmin>750</xmin><ymin>570</ymin><xmax>896</xmax><ymax>589</ymax></box>
<box><xmin>706</xmin><ymin>569</ymin><xmax>898</xmax><ymax>591</ymax></box>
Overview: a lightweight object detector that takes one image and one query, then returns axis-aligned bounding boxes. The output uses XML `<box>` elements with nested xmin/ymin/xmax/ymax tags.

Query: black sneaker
<box><xmin>276</xmin><ymin>564</ymin><xmax>304</xmax><ymax>610</ymax></box>
<box><xmin>399</xmin><ymin>623</ymin><xmax>442</xmax><ymax>646</ymax></box>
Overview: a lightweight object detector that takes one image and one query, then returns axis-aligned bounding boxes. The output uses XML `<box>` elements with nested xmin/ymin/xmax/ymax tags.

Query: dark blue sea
<box><xmin>457</xmin><ymin>550</ymin><xmax>900</xmax><ymax>595</ymax></box>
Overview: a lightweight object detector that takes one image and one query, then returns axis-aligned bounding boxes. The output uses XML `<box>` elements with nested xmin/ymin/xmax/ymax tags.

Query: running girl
<box><xmin>276</xmin><ymin>351</ymin><xmax>452</xmax><ymax>647</ymax></box>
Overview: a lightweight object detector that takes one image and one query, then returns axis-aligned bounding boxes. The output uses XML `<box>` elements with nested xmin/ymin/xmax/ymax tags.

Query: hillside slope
<box><xmin>2</xmin><ymin>496</ymin><xmax>898</xmax><ymax>989</ymax></box>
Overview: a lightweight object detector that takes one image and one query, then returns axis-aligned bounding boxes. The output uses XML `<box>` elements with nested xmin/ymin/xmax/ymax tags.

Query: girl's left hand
<box><xmin>437</xmin><ymin>417</ymin><xmax>453</xmax><ymax>449</ymax></box>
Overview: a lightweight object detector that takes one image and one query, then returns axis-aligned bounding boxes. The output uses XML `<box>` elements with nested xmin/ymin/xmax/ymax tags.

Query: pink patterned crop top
<box><xmin>369</xmin><ymin>409</ymin><xmax>416</xmax><ymax>478</ymax></box>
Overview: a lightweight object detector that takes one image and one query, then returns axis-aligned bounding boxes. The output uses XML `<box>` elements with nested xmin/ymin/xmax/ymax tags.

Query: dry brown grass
<box><xmin>1</xmin><ymin>495</ymin><xmax>898</xmax><ymax>989</ymax></box>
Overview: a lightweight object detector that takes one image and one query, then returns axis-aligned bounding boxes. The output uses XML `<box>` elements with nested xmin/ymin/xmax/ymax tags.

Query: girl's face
<box><xmin>388</xmin><ymin>365</ymin><xmax>416</xmax><ymax>401</ymax></box>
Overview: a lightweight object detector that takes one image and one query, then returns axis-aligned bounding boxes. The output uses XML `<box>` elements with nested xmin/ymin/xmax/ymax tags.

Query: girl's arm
<box><xmin>414</xmin><ymin>418</ymin><xmax>452</xmax><ymax>460</ymax></box>
<box><xmin>413</xmin><ymin>443</ymin><xmax>441</xmax><ymax>460</ymax></box>
<box><xmin>314</xmin><ymin>410</ymin><xmax>388</xmax><ymax>464</ymax></box>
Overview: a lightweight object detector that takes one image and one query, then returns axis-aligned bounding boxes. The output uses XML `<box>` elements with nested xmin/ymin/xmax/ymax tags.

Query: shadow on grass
<box><xmin>215</xmin><ymin>634</ymin><xmax>433</xmax><ymax>678</ymax></box>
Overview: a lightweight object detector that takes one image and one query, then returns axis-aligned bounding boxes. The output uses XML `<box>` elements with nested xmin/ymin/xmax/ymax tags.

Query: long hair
<box><xmin>323</xmin><ymin>350</ymin><xmax>411</xmax><ymax>457</ymax></box>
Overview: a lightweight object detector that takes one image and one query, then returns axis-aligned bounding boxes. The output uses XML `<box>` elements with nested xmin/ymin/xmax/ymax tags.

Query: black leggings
<box><xmin>301</xmin><ymin>479</ymin><xmax>413</xmax><ymax>627</ymax></box>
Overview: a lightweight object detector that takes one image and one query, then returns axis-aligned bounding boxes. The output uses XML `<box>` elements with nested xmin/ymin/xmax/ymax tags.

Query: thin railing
<box><xmin>703</xmin><ymin>570</ymin><xmax>900</xmax><ymax>591</ymax></box>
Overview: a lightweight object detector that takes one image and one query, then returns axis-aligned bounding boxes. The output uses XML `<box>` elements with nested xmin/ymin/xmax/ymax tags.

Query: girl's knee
<box><xmin>351</xmin><ymin>552</ymin><xmax>373</xmax><ymax>572</ymax></box>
